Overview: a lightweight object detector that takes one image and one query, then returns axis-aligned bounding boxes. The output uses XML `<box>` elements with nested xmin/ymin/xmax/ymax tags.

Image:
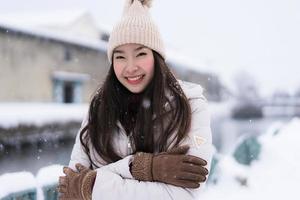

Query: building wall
<box><xmin>168</xmin><ymin>62</ymin><xmax>223</xmax><ymax>101</ymax></box>
<box><xmin>0</xmin><ymin>29</ymin><xmax>109</xmax><ymax>103</ymax></box>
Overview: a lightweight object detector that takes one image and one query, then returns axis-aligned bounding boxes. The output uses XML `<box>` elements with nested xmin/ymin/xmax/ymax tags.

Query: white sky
<box><xmin>0</xmin><ymin>0</ymin><xmax>299</xmax><ymax>96</ymax></box>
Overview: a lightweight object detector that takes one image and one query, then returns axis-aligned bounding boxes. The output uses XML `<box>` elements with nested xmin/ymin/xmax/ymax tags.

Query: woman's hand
<box><xmin>58</xmin><ymin>163</ymin><xmax>96</xmax><ymax>200</ymax></box>
<box><xmin>131</xmin><ymin>145</ymin><xmax>209</xmax><ymax>188</ymax></box>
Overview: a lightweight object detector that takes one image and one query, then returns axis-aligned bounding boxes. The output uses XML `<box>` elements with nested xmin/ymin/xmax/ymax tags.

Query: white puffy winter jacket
<box><xmin>69</xmin><ymin>80</ymin><xmax>214</xmax><ymax>200</ymax></box>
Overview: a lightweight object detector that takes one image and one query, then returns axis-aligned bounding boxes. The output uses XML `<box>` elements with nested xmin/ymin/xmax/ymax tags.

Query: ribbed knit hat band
<box><xmin>107</xmin><ymin>0</ymin><xmax>165</xmax><ymax>63</ymax></box>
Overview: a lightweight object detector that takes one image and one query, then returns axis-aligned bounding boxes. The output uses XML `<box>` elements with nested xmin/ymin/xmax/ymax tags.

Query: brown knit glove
<box><xmin>131</xmin><ymin>145</ymin><xmax>209</xmax><ymax>188</ymax></box>
<box><xmin>58</xmin><ymin>163</ymin><xmax>96</xmax><ymax>200</ymax></box>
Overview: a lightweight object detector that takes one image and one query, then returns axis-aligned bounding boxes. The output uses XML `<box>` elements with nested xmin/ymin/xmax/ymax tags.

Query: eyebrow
<box><xmin>134</xmin><ymin>46</ymin><xmax>146</xmax><ymax>51</ymax></box>
<box><xmin>113</xmin><ymin>46</ymin><xmax>146</xmax><ymax>54</ymax></box>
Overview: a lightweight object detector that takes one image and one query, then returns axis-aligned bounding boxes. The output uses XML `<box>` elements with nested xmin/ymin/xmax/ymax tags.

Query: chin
<box><xmin>124</xmin><ymin>84</ymin><xmax>146</xmax><ymax>93</ymax></box>
<box><xmin>127</xmin><ymin>87</ymin><xmax>144</xmax><ymax>94</ymax></box>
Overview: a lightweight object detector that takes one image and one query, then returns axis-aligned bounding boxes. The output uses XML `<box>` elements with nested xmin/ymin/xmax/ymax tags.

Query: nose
<box><xmin>125</xmin><ymin>58</ymin><xmax>138</xmax><ymax>74</ymax></box>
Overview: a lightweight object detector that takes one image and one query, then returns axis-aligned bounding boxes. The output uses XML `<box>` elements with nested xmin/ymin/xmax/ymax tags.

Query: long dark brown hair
<box><xmin>80</xmin><ymin>51</ymin><xmax>191</xmax><ymax>167</ymax></box>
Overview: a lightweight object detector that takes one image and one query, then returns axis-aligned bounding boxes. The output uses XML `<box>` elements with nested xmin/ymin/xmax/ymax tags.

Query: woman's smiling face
<box><xmin>113</xmin><ymin>43</ymin><xmax>155</xmax><ymax>93</ymax></box>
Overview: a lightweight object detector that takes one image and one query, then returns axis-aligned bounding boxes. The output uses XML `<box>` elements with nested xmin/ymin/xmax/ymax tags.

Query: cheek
<box><xmin>139</xmin><ymin>57</ymin><xmax>155</xmax><ymax>74</ymax></box>
<box><xmin>113</xmin><ymin>63</ymin><xmax>123</xmax><ymax>77</ymax></box>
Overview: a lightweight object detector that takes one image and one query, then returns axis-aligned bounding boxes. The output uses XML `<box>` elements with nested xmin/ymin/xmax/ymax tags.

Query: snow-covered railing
<box><xmin>0</xmin><ymin>165</ymin><xmax>63</xmax><ymax>200</ymax></box>
<box><xmin>0</xmin><ymin>172</ymin><xmax>37</xmax><ymax>200</ymax></box>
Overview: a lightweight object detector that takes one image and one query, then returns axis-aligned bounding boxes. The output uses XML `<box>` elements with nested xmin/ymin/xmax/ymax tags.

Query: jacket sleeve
<box><xmin>92</xmin><ymin>166</ymin><xmax>201</xmax><ymax>200</ymax></box>
<box><xmin>68</xmin><ymin>116</ymin><xmax>91</xmax><ymax>170</ymax></box>
<box><xmin>177</xmin><ymin>93</ymin><xmax>214</xmax><ymax>195</ymax></box>
<box><xmin>89</xmin><ymin>95</ymin><xmax>214</xmax><ymax>200</ymax></box>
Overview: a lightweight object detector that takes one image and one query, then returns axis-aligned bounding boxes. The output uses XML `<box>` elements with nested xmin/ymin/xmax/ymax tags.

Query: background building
<box><xmin>0</xmin><ymin>10</ymin><xmax>223</xmax><ymax>103</ymax></box>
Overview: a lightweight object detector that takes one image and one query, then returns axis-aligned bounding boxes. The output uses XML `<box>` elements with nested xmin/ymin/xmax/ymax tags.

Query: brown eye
<box><xmin>115</xmin><ymin>55</ymin><xmax>124</xmax><ymax>59</ymax></box>
<box><xmin>137</xmin><ymin>52</ymin><xmax>147</xmax><ymax>57</ymax></box>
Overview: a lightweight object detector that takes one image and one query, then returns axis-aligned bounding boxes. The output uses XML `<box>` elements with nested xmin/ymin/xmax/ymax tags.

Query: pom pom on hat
<box><xmin>138</xmin><ymin>0</ymin><xmax>153</xmax><ymax>8</ymax></box>
<box><xmin>124</xmin><ymin>0</ymin><xmax>152</xmax><ymax>10</ymax></box>
<box><xmin>107</xmin><ymin>0</ymin><xmax>165</xmax><ymax>63</ymax></box>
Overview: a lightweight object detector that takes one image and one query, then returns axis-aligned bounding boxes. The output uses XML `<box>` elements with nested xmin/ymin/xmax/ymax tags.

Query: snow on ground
<box><xmin>202</xmin><ymin>118</ymin><xmax>300</xmax><ymax>200</ymax></box>
<box><xmin>0</xmin><ymin>103</ymin><xmax>88</xmax><ymax>128</ymax></box>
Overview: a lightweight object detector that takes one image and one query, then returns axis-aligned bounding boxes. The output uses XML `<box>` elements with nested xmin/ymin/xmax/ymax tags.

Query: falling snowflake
<box><xmin>0</xmin><ymin>143</ymin><xmax>4</xmax><ymax>152</ymax></box>
<box><xmin>142</xmin><ymin>98</ymin><xmax>151</xmax><ymax>108</ymax></box>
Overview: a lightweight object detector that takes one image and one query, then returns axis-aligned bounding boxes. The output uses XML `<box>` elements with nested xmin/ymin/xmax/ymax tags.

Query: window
<box><xmin>64</xmin><ymin>48</ymin><xmax>72</xmax><ymax>61</ymax></box>
<box><xmin>52</xmin><ymin>71</ymin><xmax>90</xmax><ymax>103</ymax></box>
<box><xmin>63</xmin><ymin>81</ymin><xmax>74</xmax><ymax>103</ymax></box>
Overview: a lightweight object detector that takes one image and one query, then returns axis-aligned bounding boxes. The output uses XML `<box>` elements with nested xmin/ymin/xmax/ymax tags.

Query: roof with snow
<box><xmin>0</xmin><ymin>9</ymin><xmax>89</xmax><ymax>27</ymax></box>
<box><xmin>0</xmin><ymin>9</ymin><xmax>108</xmax><ymax>52</ymax></box>
<box><xmin>0</xmin><ymin>23</ymin><xmax>107</xmax><ymax>52</ymax></box>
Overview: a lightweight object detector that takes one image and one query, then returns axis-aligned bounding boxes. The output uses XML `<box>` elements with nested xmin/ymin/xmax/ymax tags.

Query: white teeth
<box><xmin>127</xmin><ymin>75</ymin><xmax>143</xmax><ymax>81</ymax></box>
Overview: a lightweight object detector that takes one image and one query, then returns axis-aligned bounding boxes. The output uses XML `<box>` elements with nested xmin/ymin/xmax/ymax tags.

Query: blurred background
<box><xmin>0</xmin><ymin>0</ymin><xmax>299</xmax><ymax>199</ymax></box>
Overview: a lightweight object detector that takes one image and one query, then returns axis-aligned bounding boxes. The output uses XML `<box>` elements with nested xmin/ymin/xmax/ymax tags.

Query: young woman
<box><xmin>58</xmin><ymin>0</ymin><xmax>213</xmax><ymax>199</ymax></box>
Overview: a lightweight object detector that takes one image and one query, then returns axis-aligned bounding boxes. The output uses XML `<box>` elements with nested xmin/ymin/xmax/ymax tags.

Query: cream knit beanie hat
<box><xmin>107</xmin><ymin>0</ymin><xmax>165</xmax><ymax>63</ymax></box>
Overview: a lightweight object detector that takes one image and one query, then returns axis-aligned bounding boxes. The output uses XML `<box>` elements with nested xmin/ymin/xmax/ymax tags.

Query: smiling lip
<box><xmin>126</xmin><ymin>75</ymin><xmax>144</xmax><ymax>84</ymax></box>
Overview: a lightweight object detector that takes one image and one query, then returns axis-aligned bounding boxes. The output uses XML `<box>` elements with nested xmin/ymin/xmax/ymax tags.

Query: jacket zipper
<box><xmin>127</xmin><ymin>133</ymin><xmax>134</xmax><ymax>154</ymax></box>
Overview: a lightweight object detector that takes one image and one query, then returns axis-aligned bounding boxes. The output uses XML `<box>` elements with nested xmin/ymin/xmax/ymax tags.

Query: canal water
<box><xmin>211</xmin><ymin>116</ymin><xmax>292</xmax><ymax>154</ymax></box>
<box><xmin>0</xmin><ymin>139</ymin><xmax>74</xmax><ymax>175</ymax></box>
<box><xmin>0</xmin><ymin>116</ymin><xmax>293</xmax><ymax>175</ymax></box>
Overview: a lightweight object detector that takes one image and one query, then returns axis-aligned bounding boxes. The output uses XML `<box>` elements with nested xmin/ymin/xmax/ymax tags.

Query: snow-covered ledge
<box><xmin>52</xmin><ymin>71</ymin><xmax>90</xmax><ymax>82</ymax></box>
<box><xmin>0</xmin><ymin>103</ymin><xmax>88</xmax><ymax>128</ymax></box>
<box><xmin>0</xmin><ymin>103</ymin><xmax>88</xmax><ymax>146</ymax></box>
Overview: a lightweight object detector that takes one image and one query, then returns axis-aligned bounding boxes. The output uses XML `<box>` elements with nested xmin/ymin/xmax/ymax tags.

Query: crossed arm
<box><xmin>58</xmin><ymin>97</ymin><xmax>214</xmax><ymax>200</ymax></box>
